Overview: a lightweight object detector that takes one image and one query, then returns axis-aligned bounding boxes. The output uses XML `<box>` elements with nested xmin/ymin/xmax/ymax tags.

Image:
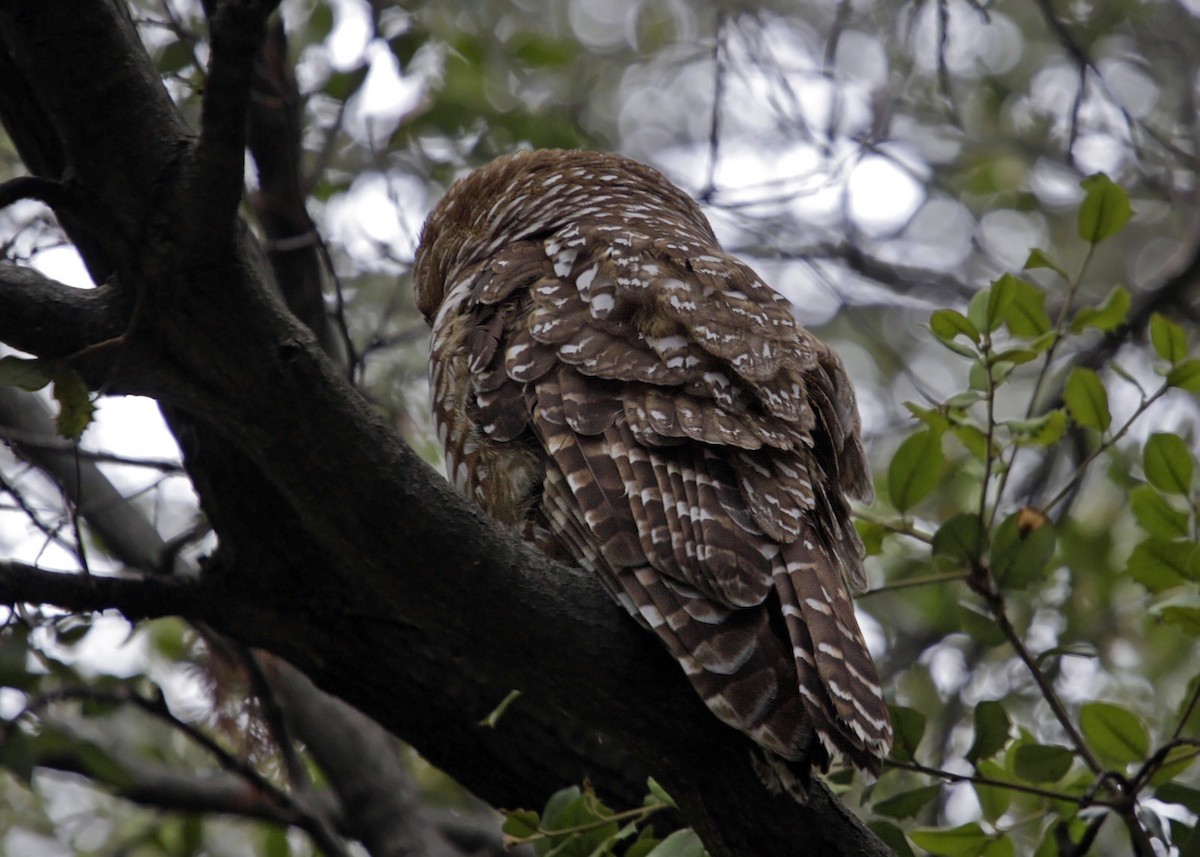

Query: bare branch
<box><xmin>40</xmin><ymin>749</ymin><xmax>324</xmax><ymax>827</ymax></box>
<box><xmin>0</xmin><ymin>265</ymin><xmax>126</xmax><ymax>361</ymax></box>
<box><xmin>267</xmin><ymin>658</ymin><xmax>473</xmax><ymax>857</ymax></box>
<box><xmin>0</xmin><ymin>561</ymin><xmax>199</xmax><ymax>619</ymax></box>
<box><xmin>188</xmin><ymin>0</ymin><xmax>282</xmax><ymax>244</ymax></box>
<box><xmin>0</xmin><ymin>175</ymin><xmax>70</xmax><ymax>213</ymax></box>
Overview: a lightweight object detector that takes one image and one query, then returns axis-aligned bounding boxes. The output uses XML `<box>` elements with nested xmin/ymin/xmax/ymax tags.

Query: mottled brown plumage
<box><xmin>414</xmin><ymin>149</ymin><xmax>891</xmax><ymax>774</ymax></box>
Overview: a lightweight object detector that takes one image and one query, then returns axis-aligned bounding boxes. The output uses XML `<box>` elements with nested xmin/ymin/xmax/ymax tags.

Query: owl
<box><xmin>413</xmin><ymin>149</ymin><xmax>891</xmax><ymax>775</ymax></box>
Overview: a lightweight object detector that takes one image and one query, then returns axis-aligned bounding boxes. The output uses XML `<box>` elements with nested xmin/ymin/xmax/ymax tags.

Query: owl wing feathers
<box><xmin>452</xmin><ymin>222</ymin><xmax>889</xmax><ymax>771</ymax></box>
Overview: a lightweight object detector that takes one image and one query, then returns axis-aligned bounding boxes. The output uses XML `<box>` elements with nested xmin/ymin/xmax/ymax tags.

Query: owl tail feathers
<box><xmin>750</xmin><ymin>747</ymin><xmax>816</xmax><ymax>803</ymax></box>
<box><xmin>776</xmin><ymin>535</ymin><xmax>892</xmax><ymax>776</ymax></box>
<box><xmin>612</xmin><ymin>566</ymin><xmax>832</xmax><ymax>768</ymax></box>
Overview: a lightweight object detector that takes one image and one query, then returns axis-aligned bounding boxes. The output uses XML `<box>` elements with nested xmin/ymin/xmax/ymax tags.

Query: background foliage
<box><xmin>2</xmin><ymin>0</ymin><xmax>1200</xmax><ymax>855</ymax></box>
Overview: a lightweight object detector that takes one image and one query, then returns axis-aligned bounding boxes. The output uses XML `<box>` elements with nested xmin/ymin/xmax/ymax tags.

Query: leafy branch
<box><xmin>862</xmin><ymin>174</ymin><xmax>1200</xmax><ymax>856</ymax></box>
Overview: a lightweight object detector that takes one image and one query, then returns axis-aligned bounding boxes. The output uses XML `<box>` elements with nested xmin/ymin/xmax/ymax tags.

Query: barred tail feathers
<box><xmin>776</xmin><ymin>533</ymin><xmax>891</xmax><ymax>773</ymax></box>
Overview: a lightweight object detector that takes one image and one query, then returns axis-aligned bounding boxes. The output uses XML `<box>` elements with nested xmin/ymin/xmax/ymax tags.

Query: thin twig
<box><xmin>885</xmin><ymin>758</ymin><xmax>1106</xmax><ymax>805</ymax></box>
<box><xmin>968</xmin><ymin>563</ymin><xmax>1102</xmax><ymax>775</ymax></box>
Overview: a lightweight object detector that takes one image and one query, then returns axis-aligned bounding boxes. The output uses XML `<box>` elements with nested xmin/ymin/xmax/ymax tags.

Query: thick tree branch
<box><xmin>0</xmin><ymin>265</ymin><xmax>126</xmax><ymax>360</ymax></box>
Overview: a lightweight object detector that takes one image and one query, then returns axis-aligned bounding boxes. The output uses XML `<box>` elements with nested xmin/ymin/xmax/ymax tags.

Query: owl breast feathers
<box><xmin>414</xmin><ymin>149</ymin><xmax>891</xmax><ymax>774</ymax></box>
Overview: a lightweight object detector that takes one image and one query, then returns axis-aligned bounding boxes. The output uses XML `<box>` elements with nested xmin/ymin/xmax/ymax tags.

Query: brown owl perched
<box><xmin>413</xmin><ymin>149</ymin><xmax>891</xmax><ymax>775</ymax></box>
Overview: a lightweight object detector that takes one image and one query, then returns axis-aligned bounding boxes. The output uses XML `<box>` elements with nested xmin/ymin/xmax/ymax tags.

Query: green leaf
<box><xmin>307</xmin><ymin>2</ymin><xmax>334</xmax><ymax>43</ymax></box>
<box><xmin>1144</xmin><ymin>433</ymin><xmax>1194</xmax><ymax>495</ymax></box>
<box><xmin>1157</xmin><ymin>782</ymin><xmax>1200</xmax><ymax>814</ymax></box>
<box><xmin>951</xmin><ymin>422</ymin><xmax>992</xmax><ymax>460</ymax></box>
<box><xmin>1178</xmin><ymin>823</ymin><xmax>1200</xmax><ymax>857</ymax></box>
<box><xmin>887</xmin><ymin>430</ymin><xmax>944</xmax><ymax>512</ymax></box>
<box><xmin>984</xmin><ymin>835</ymin><xmax>1012</xmax><ymax>854</ymax></box>
<box><xmin>1030</xmin><ymin>409</ymin><xmax>1069</xmax><ymax>447</ymax></box>
<box><xmin>985</xmin><ymin>275</ymin><xmax>1017</xmax><ymax>333</ymax></box>
<box><xmin>0</xmin><ymin>728</ymin><xmax>34</xmax><ymax>783</ymax></box>
<box><xmin>904</xmin><ymin>402</ymin><xmax>951</xmax><ymax>434</ymax></box>
<box><xmin>874</xmin><ymin>784</ymin><xmax>941</xmax><ymax>819</ymax></box>
<box><xmin>966</xmin><ymin>701</ymin><xmax>1011</xmax><ymax>764</ymax></box>
<box><xmin>156</xmin><ymin>40</ymin><xmax>195</xmax><ymax>75</ymax></box>
<box><xmin>930</xmin><ymin>309</ymin><xmax>981</xmax><ymax>346</ymax></box>
<box><xmin>540</xmin><ymin>787</ymin><xmax>581</xmax><ymax>830</ymax></box>
<box><xmin>889</xmin><ymin>705</ymin><xmax>926</xmax><ymax>762</ymax></box>
<box><xmin>1007</xmin><ymin>410</ymin><xmax>1068</xmax><ymax>447</ymax></box>
<box><xmin>645</xmin><ymin>778</ymin><xmax>677</xmax><ymax>809</ymax></box>
<box><xmin>1168</xmin><ymin>359</ymin><xmax>1200</xmax><ymax>392</ymax></box>
<box><xmin>539</xmin><ymin>790</ymin><xmax>619</xmax><ymax>857</ymax></box>
<box><xmin>909</xmin><ymin>823</ymin><xmax>989</xmax><ymax>857</ymax></box>
<box><xmin>856</xmin><ymin>519</ymin><xmax>886</xmax><ymax>557</ymax></box>
<box><xmin>946</xmin><ymin>390</ymin><xmax>983</xmax><ymax>410</ymax></box>
<box><xmin>261</xmin><ymin>827</ymin><xmax>291</xmax><ymax>857</ymax></box>
<box><xmin>933</xmin><ymin>513</ymin><xmax>988</xmax><ymax>566</ymax></box>
<box><xmin>968</xmin><ymin>360</ymin><xmax>990</xmax><ymax>392</ymax></box>
<box><xmin>1150</xmin><ymin>313</ymin><xmax>1188</xmax><ymax>365</ymax></box>
<box><xmin>990</xmin><ymin>361</ymin><xmax>1016</xmax><ymax>386</ymax></box>
<box><xmin>967</xmin><ymin>289</ymin><xmax>992</xmax><ymax>333</ymax></box>
<box><xmin>1012</xmin><ymin>743</ymin><xmax>1074</xmax><ymax>783</ymax></box>
<box><xmin>1162</xmin><ymin>606</ymin><xmax>1200</xmax><ymax>636</ymax></box>
<box><xmin>0</xmin><ymin>355</ymin><xmax>55</xmax><ymax>391</ymax></box>
<box><xmin>973</xmin><ymin>760</ymin><xmax>1012</xmax><ymax>823</ymax></box>
<box><xmin>324</xmin><ymin>64</ymin><xmax>369</xmax><ymax>101</ymax></box>
<box><xmin>1079</xmin><ymin>702</ymin><xmax>1149</xmax><ymax>766</ymax></box>
<box><xmin>868</xmin><ymin>821</ymin><xmax>915</xmax><ymax>857</ymax></box>
<box><xmin>52</xmin><ymin>368</ymin><xmax>95</xmax><ymax>440</ymax></box>
<box><xmin>981</xmin><ymin>837</ymin><xmax>1014</xmax><ymax>857</ymax></box>
<box><xmin>1063</xmin><ymin>367</ymin><xmax>1111</xmax><ymax>431</ymax></box>
<box><xmin>1003</xmin><ymin>273</ymin><xmax>1051</xmax><ymax>333</ymax></box>
<box><xmin>626</xmin><ymin>837</ymin><xmax>661</xmax><ymax>857</ymax></box>
<box><xmin>991</xmin><ymin>512</ymin><xmax>1057</xmax><ymax>589</ymax></box>
<box><xmin>1078</xmin><ymin>173</ymin><xmax>1132</xmax><ymax>243</ymax></box>
<box><xmin>957</xmin><ymin>605</ymin><xmax>1007</xmax><ymax>647</ymax></box>
<box><xmin>1127</xmin><ymin>536</ymin><xmax>1200</xmax><ymax>592</ymax></box>
<box><xmin>1023</xmin><ymin>248</ymin><xmax>1068</xmax><ymax>280</ymax></box>
<box><xmin>502</xmin><ymin>809</ymin><xmax>540</xmax><ymax>840</ymax></box>
<box><xmin>1148</xmin><ymin>746</ymin><xmax>1197</xmax><ymax>786</ymax></box>
<box><xmin>993</xmin><ymin>347</ymin><xmax>1042</xmax><ymax>366</ymax></box>
<box><xmin>937</xmin><ymin>337</ymin><xmax>982</xmax><ymax>359</ymax></box>
<box><xmin>643</xmin><ymin>829</ymin><xmax>705</xmax><ymax>857</ymax></box>
<box><xmin>1131</xmin><ymin>485</ymin><xmax>1189</xmax><ymax>539</ymax></box>
<box><xmin>1071</xmin><ymin>285</ymin><xmax>1131</xmax><ymax>334</ymax></box>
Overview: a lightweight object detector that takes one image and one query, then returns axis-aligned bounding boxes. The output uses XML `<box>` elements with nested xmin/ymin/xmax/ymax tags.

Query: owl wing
<box><xmin>458</xmin><ymin>225</ymin><xmax>890</xmax><ymax>772</ymax></box>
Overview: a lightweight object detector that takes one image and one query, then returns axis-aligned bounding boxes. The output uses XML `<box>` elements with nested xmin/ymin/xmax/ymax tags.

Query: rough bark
<box><xmin>0</xmin><ymin>3</ymin><xmax>890</xmax><ymax>855</ymax></box>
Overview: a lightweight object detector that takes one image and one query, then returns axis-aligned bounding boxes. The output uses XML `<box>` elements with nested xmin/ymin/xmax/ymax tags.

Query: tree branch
<box><xmin>0</xmin><ymin>562</ymin><xmax>200</xmax><ymax>618</ymax></box>
<box><xmin>40</xmin><ymin>748</ymin><xmax>328</xmax><ymax>827</ymax></box>
<box><xmin>189</xmin><ymin>0</ymin><xmax>281</xmax><ymax>248</ymax></box>
<box><xmin>0</xmin><ymin>265</ymin><xmax>126</xmax><ymax>361</ymax></box>
<box><xmin>267</xmin><ymin>657</ymin><xmax>473</xmax><ymax>857</ymax></box>
<box><xmin>0</xmin><ymin>175</ymin><xmax>70</xmax><ymax>213</ymax></box>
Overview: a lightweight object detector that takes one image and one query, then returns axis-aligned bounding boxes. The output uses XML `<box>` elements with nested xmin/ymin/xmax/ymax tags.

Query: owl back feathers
<box><xmin>416</xmin><ymin>149</ymin><xmax>891</xmax><ymax>774</ymax></box>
